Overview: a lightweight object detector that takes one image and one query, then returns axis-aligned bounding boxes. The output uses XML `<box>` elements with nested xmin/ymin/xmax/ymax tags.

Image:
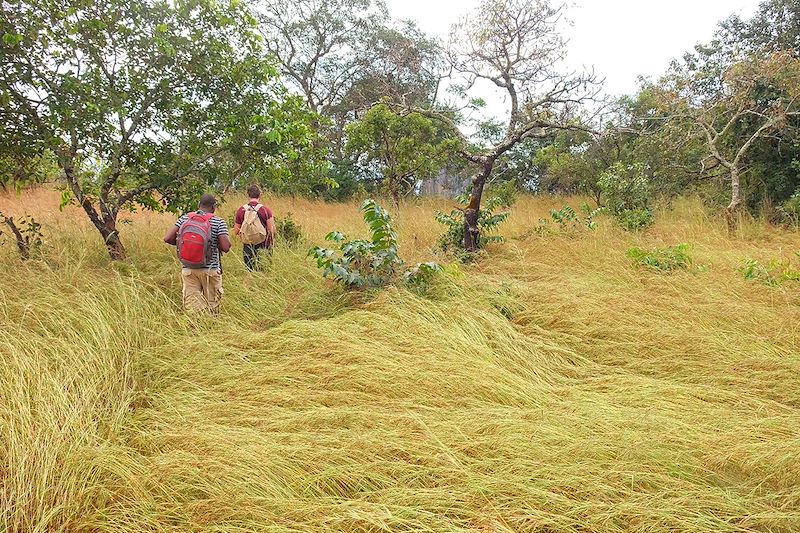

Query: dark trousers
<box><xmin>243</xmin><ymin>243</ymin><xmax>269</xmax><ymax>271</ymax></box>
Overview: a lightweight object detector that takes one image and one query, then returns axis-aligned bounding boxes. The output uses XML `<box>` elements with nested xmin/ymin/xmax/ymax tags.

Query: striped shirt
<box><xmin>175</xmin><ymin>211</ymin><xmax>229</xmax><ymax>271</ymax></box>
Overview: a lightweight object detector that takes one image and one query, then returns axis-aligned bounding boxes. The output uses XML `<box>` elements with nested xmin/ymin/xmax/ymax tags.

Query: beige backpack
<box><xmin>239</xmin><ymin>203</ymin><xmax>267</xmax><ymax>245</ymax></box>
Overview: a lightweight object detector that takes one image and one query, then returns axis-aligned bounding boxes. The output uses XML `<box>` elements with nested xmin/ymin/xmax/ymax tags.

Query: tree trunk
<box><xmin>78</xmin><ymin>197</ymin><xmax>126</xmax><ymax>260</ymax></box>
<box><xmin>463</xmin><ymin>161</ymin><xmax>493</xmax><ymax>253</ymax></box>
<box><xmin>725</xmin><ymin>167</ymin><xmax>742</xmax><ymax>232</ymax></box>
<box><xmin>99</xmin><ymin>216</ymin><xmax>126</xmax><ymax>260</ymax></box>
<box><xmin>2</xmin><ymin>216</ymin><xmax>30</xmax><ymax>260</ymax></box>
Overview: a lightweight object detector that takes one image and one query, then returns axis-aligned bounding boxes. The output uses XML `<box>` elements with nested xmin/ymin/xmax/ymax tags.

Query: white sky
<box><xmin>386</xmin><ymin>0</ymin><xmax>762</xmax><ymax>100</ymax></box>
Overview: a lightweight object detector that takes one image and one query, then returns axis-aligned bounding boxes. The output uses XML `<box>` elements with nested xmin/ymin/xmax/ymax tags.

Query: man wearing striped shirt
<box><xmin>163</xmin><ymin>194</ymin><xmax>231</xmax><ymax>313</ymax></box>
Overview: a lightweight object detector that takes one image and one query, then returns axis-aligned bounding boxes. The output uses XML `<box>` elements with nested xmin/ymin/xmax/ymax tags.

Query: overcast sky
<box><xmin>386</xmin><ymin>0</ymin><xmax>762</xmax><ymax>99</ymax></box>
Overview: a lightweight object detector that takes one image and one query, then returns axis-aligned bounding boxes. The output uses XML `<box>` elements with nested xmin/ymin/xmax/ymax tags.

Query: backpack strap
<box><xmin>189</xmin><ymin>211</ymin><xmax>214</xmax><ymax>221</ymax></box>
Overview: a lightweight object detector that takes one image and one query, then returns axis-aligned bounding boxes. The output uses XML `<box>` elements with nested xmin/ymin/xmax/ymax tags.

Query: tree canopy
<box><xmin>0</xmin><ymin>0</ymin><xmax>322</xmax><ymax>258</ymax></box>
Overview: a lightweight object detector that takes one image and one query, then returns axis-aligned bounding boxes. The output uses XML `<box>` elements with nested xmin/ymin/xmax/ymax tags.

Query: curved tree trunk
<box><xmin>463</xmin><ymin>161</ymin><xmax>493</xmax><ymax>252</ymax></box>
<box><xmin>100</xmin><ymin>217</ymin><xmax>126</xmax><ymax>260</ymax></box>
<box><xmin>61</xmin><ymin>147</ymin><xmax>127</xmax><ymax>260</ymax></box>
<box><xmin>1</xmin><ymin>215</ymin><xmax>30</xmax><ymax>259</ymax></box>
<box><xmin>77</xmin><ymin>196</ymin><xmax>126</xmax><ymax>260</ymax></box>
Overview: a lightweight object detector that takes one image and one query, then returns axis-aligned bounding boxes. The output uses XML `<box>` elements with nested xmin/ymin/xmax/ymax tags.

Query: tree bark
<box><xmin>100</xmin><ymin>215</ymin><xmax>126</xmax><ymax>260</ymax></box>
<box><xmin>725</xmin><ymin>167</ymin><xmax>743</xmax><ymax>232</ymax></box>
<box><xmin>2</xmin><ymin>216</ymin><xmax>30</xmax><ymax>260</ymax></box>
<box><xmin>61</xmin><ymin>157</ymin><xmax>126</xmax><ymax>260</ymax></box>
<box><xmin>463</xmin><ymin>161</ymin><xmax>493</xmax><ymax>252</ymax></box>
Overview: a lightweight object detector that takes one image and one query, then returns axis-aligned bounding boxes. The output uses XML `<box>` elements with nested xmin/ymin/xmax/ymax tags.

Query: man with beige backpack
<box><xmin>233</xmin><ymin>184</ymin><xmax>276</xmax><ymax>270</ymax></box>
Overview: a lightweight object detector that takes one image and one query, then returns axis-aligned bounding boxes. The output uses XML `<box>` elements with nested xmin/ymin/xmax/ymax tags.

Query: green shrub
<box><xmin>485</xmin><ymin>180</ymin><xmax>518</xmax><ymax>208</ymax></box>
<box><xmin>616</xmin><ymin>208</ymin><xmax>655</xmax><ymax>231</ymax></box>
<box><xmin>778</xmin><ymin>189</ymin><xmax>800</xmax><ymax>227</ymax></box>
<box><xmin>275</xmin><ymin>212</ymin><xmax>303</xmax><ymax>245</ymax></box>
<box><xmin>531</xmin><ymin>204</ymin><xmax>605</xmax><ymax>237</ymax></box>
<box><xmin>598</xmin><ymin>162</ymin><xmax>654</xmax><ymax>231</ymax></box>
<box><xmin>549</xmin><ymin>205</ymin><xmax>579</xmax><ymax>230</ymax></box>
<box><xmin>627</xmin><ymin>243</ymin><xmax>692</xmax><ymax>272</ymax></box>
<box><xmin>403</xmin><ymin>261</ymin><xmax>443</xmax><ymax>292</ymax></box>
<box><xmin>435</xmin><ymin>195</ymin><xmax>509</xmax><ymax>261</ymax></box>
<box><xmin>309</xmin><ymin>199</ymin><xmax>440</xmax><ymax>290</ymax></box>
<box><xmin>739</xmin><ymin>253</ymin><xmax>800</xmax><ymax>286</ymax></box>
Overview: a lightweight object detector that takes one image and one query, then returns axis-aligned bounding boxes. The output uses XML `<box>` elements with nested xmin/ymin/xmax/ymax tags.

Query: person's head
<box><xmin>199</xmin><ymin>194</ymin><xmax>217</xmax><ymax>213</ymax></box>
<box><xmin>247</xmin><ymin>184</ymin><xmax>261</xmax><ymax>200</ymax></box>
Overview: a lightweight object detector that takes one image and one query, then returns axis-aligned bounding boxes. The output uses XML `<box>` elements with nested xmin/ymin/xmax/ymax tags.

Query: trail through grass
<box><xmin>1</xmin><ymin>189</ymin><xmax>799</xmax><ymax>531</ymax></box>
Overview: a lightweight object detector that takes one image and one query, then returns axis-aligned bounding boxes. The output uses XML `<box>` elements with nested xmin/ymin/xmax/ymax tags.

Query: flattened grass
<box><xmin>1</xmin><ymin>190</ymin><xmax>799</xmax><ymax>531</ymax></box>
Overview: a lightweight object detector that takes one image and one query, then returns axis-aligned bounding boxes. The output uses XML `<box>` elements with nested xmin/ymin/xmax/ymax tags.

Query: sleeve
<box><xmin>216</xmin><ymin>217</ymin><xmax>229</xmax><ymax>236</ymax></box>
<box><xmin>174</xmin><ymin>214</ymin><xmax>187</xmax><ymax>228</ymax></box>
<box><xmin>234</xmin><ymin>206</ymin><xmax>245</xmax><ymax>225</ymax></box>
<box><xmin>260</xmin><ymin>206</ymin><xmax>273</xmax><ymax>221</ymax></box>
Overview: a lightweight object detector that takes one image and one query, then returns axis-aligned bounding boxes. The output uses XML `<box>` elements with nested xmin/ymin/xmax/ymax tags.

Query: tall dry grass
<box><xmin>1</xmin><ymin>187</ymin><xmax>799</xmax><ymax>532</ymax></box>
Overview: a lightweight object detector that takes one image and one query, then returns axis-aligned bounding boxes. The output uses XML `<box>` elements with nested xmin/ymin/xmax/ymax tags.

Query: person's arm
<box><xmin>217</xmin><ymin>218</ymin><xmax>232</xmax><ymax>253</ymax></box>
<box><xmin>164</xmin><ymin>226</ymin><xmax>178</xmax><ymax>245</ymax></box>
<box><xmin>266</xmin><ymin>217</ymin><xmax>276</xmax><ymax>242</ymax></box>
<box><xmin>218</xmin><ymin>234</ymin><xmax>232</xmax><ymax>253</ymax></box>
<box><xmin>263</xmin><ymin>206</ymin><xmax>276</xmax><ymax>244</ymax></box>
<box><xmin>233</xmin><ymin>207</ymin><xmax>244</xmax><ymax>235</ymax></box>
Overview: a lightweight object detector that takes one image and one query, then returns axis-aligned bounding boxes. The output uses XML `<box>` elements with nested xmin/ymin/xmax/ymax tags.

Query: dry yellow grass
<box><xmin>1</xmin><ymin>187</ymin><xmax>799</xmax><ymax>532</ymax></box>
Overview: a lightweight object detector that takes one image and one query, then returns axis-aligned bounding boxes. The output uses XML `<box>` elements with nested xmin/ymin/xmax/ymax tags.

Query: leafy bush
<box><xmin>275</xmin><ymin>212</ymin><xmax>303</xmax><ymax>245</ymax></box>
<box><xmin>0</xmin><ymin>212</ymin><xmax>43</xmax><ymax>260</ymax></box>
<box><xmin>485</xmin><ymin>180</ymin><xmax>518</xmax><ymax>208</ymax></box>
<box><xmin>403</xmin><ymin>261</ymin><xmax>443</xmax><ymax>292</ymax></box>
<box><xmin>627</xmin><ymin>243</ymin><xmax>692</xmax><ymax>272</ymax></box>
<box><xmin>597</xmin><ymin>162</ymin><xmax>654</xmax><ymax>231</ymax></box>
<box><xmin>309</xmin><ymin>199</ymin><xmax>440</xmax><ymax>290</ymax></box>
<box><xmin>435</xmin><ymin>195</ymin><xmax>509</xmax><ymax>261</ymax></box>
<box><xmin>778</xmin><ymin>189</ymin><xmax>800</xmax><ymax>227</ymax></box>
<box><xmin>549</xmin><ymin>205</ymin><xmax>579</xmax><ymax>230</ymax></box>
<box><xmin>531</xmin><ymin>204</ymin><xmax>604</xmax><ymax>236</ymax></box>
<box><xmin>739</xmin><ymin>253</ymin><xmax>800</xmax><ymax>286</ymax></box>
<box><xmin>0</xmin><ymin>152</ymin><xmax>57</xmax><ymax>193</ymax></box>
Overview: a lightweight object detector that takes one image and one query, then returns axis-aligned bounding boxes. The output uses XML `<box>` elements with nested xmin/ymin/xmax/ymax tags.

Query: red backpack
<box><xmin>177</xmin><ymin>212</ymin><xmax>215</xmax><ymax>268</ymax></box>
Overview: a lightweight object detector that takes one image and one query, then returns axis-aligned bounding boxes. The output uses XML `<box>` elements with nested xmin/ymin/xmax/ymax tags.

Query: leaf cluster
<box><xmin>435</xmin><ymin>195</ymin><xmax>509</xmax><ymax>261</ymax></box>
<box><xmin>597</xmin><ymin>162</ymin><xmax>655</xmax><ymax>231</ymax></box>
<box><xmin>627</xmin><ymin>243</ymin><xmax>693</xmax><ymax>272</ymax></box>
<box><xmin>309</xmin><ymin>199</ymin><xmax>440</xmax><ymax>289</ymax></box>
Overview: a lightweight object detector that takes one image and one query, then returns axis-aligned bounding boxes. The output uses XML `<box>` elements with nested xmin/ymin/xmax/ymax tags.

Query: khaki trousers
<box><xmin>181</xmin><ymin>268</ymin><xmax>223</xmax><ymax>313</ymax></box>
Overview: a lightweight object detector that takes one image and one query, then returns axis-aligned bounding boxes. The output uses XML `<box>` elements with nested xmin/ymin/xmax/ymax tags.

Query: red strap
<box><xmin>188</xmin><ymin>212</ymin><xmax>214</xmax><ymax>222</ymax></box>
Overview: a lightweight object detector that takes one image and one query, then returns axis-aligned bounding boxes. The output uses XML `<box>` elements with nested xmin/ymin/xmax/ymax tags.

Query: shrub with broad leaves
<box><xmin>309</xmin><ymin>199</ymin><xmax>440</xmax><ymax>290</ymax></box>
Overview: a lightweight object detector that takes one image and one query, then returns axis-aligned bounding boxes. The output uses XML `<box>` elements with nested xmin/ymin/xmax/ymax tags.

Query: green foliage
<box><xmin>0</xmin><ymin>0</ymin><xmax>325</xmax><ymax>257</ymax></box>
<box><xmin>627</xmin><ymin>243</ymin><xmax>693</xmax><ymax>272</ymax></box>
<box><xmin>533</xmin><ymin>133</ymin><xmax>603</xmax><ymax>200</ymax></box>
<box><xmin>535</xmin><ymin>204</ymin><xmax>604</xmax><ymax>235</ymax></box>
<box><xmin>615</xmin><ymin>208</ymin><xmax>656</xmax><ymax>232</ymax></box>
<box><xmin>309</xmin><ymin>199</ymin><xmax>440</xmax><ymax>290</ymax></box>
<box><xmin>0</xmin><ymin>152</ymin><xmax>57</xmax><ymax>192</ymax></box>
<box><xmin>402</xmin><ymin>261</ymin><xmax>443</xmax><ymax>292</ymax></box>
<box><xmin>275</xmin><ymin>213</ymin><xmax>303</xmax><ymax>245</ymax></box>
<box><xmin>0</xmin><ymin>212</ymin><xmax>43</xmax><ymax>260</ymax></box>
<box><xmin>344</xmin><ymin>103</ymin><xmax>458</xmax><ymax>204</ymax></box>
<box><xmin>778</xmin><ymin>188</ymin><xmax>800</xmax><ymax>227</ymax></box>
<box><xmin>435</xmin><ymin>195</ymin><xmax>509</xmax><ymax>261</ymax></box>
<box><xmin>739</xmin><ymin>253</ymin><xmax>800</xmax><ymax>286</ymax></box>
<box><xmin>654</xmin><ymin>5</ymin><xmax>800</xmax><ymax>218</ymax></box>
<box><xmin>549</xmin><ymin>205</ymin><xmax>579</xmax><ymax>229</ymax></box>
<box><xmin>598</xmin><ymin>162</ymin><xmax>655</xmax><ymax>231</ymax></box>
<box><xmin>485</xmin><ymin>180</ymin><xmax>518</xmax><ymax>208</ymax></box>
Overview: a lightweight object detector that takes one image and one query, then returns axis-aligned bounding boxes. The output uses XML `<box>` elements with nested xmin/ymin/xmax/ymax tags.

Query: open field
<box><xmin>1</xmin><ymin>188</ymin><xmax>799</xmax><ymax>532</ymax></box>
